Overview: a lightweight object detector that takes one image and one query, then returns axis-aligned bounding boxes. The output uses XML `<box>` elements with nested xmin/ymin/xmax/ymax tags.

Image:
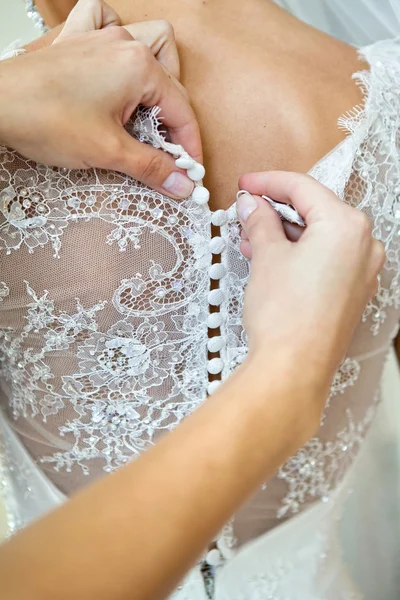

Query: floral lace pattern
<box><xmin>218</xmin><ymin>38</ymin><xmax>400</xmax><ymax>529</ymax></box>
<box><xmin>328</xmin><ymin>358</ymin><xmax>361</xmax><ymax>403</ymax></box>
<box><xmin>277</xmin><ymin>393</ymin><xmax>379</xmax><ymax>518</ymax></box>
<box><xmin>0</xmin><ymin>108</ymin><xmax>212</xmax><ymax>479</ymax></box>
<box><xmin>1</xmin><ymin>39</ymin><xmax>400</xmax><ymax>550</ymax></box>
<box><xmin>25</xmin><ymin>1</ymin><xmax>48</xmax><ymax>34</ymax></box>
<box><xmin>0</xmin><ymin>282</ymin><xmax>9</xmax><ymax>302</ymax></box>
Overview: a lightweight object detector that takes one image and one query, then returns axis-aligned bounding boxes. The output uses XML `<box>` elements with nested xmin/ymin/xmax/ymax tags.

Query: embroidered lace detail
<box><xmin>0</xmin><ymin>109</ymin><xmax>196</xmax><ymax>259</ymax></box>
<box><xmin>0</xmin><ymin>282</ymin><xmax>105</xmax><ymax>420</ymax></box>
<box><xmin>0</xmin><ymin>106</ymin><xmax>212</xmax><ymax>482</ymax></box>
<box><xmin>0</xmin><ymin>282</ymin><xmax>9</xmax><ymax>302</ymax></box>
<box><xmin>330</xmin><ymin>359</ymin><xmax>361</xmax><ymax>397</ymax></box>
<box><xmin>338</xmin><ymin>40</ymin><xmax>400</xmax><ymax>334</ymax></box>
<box><xmin>277</xmin><ymin>394</ymin><xmax>379</xmax><ymax>519</ymax></box>
<box><xmin>219</xmin><ymin>38</ymin><xmax>400</xmax><ymax>525</ymax></box>
<box><xmin>0</xmin><ymin>435</ymin><xmax>20</xmax><ymax>536</ymax></box>
<box><xmin>1</xmin><ymin>39</ymin><xmax>400</xmax><ymax>545</ymax></box>
<box><xmin>0</xmin><ymin>417</ymin><xmax>35</xmax><ymax>536</ymax></box>
<box><xmin>24</xmin><ymin>1</ymin><xmax>48</xmax><ymax>34</ymax></box>
<box><xmin>0</xmin><ymin>41</ymin><xmax>26</xmax><ymax>61</ymax></box>
<box><xmin>327</xmin><ymin>358</ymin><xmax>361</xmax><ymax>407</ymax></box>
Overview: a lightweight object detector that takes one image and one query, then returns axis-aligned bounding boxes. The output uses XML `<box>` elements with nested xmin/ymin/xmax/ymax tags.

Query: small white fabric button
<box><xmin>211</xmin><ymin>210</ymin><xmax>227</xmax><ymax>227</ymax></box>
<box><xmin>208</xmin><ymin>358</ymin><xmax>223</xmax><ymax>374</ymax></box>
<box><xmin>207</xmin><ymin>380</ymin><xmax>222</xmax><ymax>395</ymax></box>
<box><xmin>208</xmin><ymin>289</ymin><xmax>224</xmax><ymax>306</ymax></box>
<box><xmin>192</xmin><ymin>186</ymin><xmax>210</xmax><ymax>206</ymax></box>
<box><xmin>187</xmin><ymin>162</ymin><xmax>206</xmax><ymax>181</ymax></box>
<box><xmin>209</xmin><ymin>263</ymin><xmax>226</xmax><ymax>280</ymax></box>
<box><xmin>175</xmin><ymin>156</ymin><xmax>195</xmax><ymax>169</ymax></box>
<box><xmin>206</xmin><ymin>549</ymin><xmax>223</xmax><ymax>566</ymax></box>
<box><xmin>209</xmin><ymin>237</ymin><xmax>225</xmax><ymax>254</ymax></box>
<box><xmin>207</xmin><ymin>336</ymin><xmax>224</xmax><ymax>353</ymax></box>
<box><xmin>207</xmin><ymin>312</ymin><xmax>223</xmax><ymax>329</ymax></box>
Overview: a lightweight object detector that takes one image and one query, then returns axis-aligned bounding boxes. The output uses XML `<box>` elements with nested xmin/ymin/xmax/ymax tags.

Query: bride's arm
<box><xmin>0</xmin><ymin>173</ymin><xmax>384</xmax><ymax>600</ymax></box>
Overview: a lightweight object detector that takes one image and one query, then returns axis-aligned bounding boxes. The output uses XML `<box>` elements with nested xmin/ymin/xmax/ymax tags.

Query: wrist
<box><xmin>242</xmin><ymin>346</ymin><xmax>330</xmax><ymax>439</ymax></box>
<box><xmin>0</xmin><ymin>54</ymin><xmax>46</xmax><ymax>154</ymax></box>
<box><xmin>0</xmin><ymin>61</ymin><xmax>22</xmax><ymax>148</ymax></box>
<box><xmin>206</xmin><ymin>351</ymin><xmax>326</xmax><ymax>487</ymax></box>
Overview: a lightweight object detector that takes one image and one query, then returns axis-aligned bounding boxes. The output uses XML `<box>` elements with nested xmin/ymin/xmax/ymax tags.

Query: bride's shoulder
<box><xmin>338</xmin><ymin>37</ymin><xmax>400</xmax><ymax>141</ymax></box>
<box><xmin>359</xmin><ymin>36</ymin><xmax>400</xmax><ymax>63</ymax></box>
<box><xmin>357</xmin><ymin>37</ymin><xmax>400</xmax><ymax>92</ymax></box>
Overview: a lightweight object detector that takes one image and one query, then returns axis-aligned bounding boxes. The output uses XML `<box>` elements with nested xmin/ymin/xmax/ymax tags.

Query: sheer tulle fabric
<box><xmin>1</xmin><ymin>36</ymin><xmax>400</xmax><ymax>599</ymax></box>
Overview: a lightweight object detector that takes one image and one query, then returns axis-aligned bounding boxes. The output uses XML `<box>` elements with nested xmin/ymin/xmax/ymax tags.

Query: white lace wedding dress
<box><xmin>276</xmin><ymin>0</ymin><xmax>400</xmax><ymax>46</ymax></box>
<box><xmin>1</xmin><ymin>32</ymin><xmax>400</xmax><ymax>598</ymax></box>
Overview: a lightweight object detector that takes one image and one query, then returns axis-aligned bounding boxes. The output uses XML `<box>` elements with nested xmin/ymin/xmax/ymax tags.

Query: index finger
<box><xmin>124</xmin><ymin>20</ymin><xmax>180</xmax><ymax>80</ymax></box>
<box><xmin>143</xmin><ymin>61</ymin><xmax>203</xmax><ymax>164</ymax></box>
<box><xmin>238</xmin><ymin>171</ymin><xmax>344</xmax><ymax>224</ymax></box>
<box><xmin>54</xmin><ymin>0</ymin><xmax>121</xmax><ymax>42</ymax></box>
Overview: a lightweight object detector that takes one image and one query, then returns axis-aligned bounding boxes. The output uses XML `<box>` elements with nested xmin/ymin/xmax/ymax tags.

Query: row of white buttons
<box><xmin>176</xmin><ymin>151</ymin><xmax>228</xmax><ymax>567</ymax></box>
<box><xmin>207</xmin><ymin>209</ymin><xmax>225</xmax><ymax>392</ymax></box>
<box><xmin>209</xmin><ymin>209</ymin><xmax>229</xmax><ymax>400</ymax></box>
<box><xmin>175</xmin><ymin>151</ymin><xmax>227</xmax><ymax>396</ymax></box>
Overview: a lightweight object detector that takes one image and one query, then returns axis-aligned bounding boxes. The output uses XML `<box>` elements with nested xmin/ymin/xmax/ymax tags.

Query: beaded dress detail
<box><xmin>1</xmin><ymin>36</ymin><xmax>400</xmax><ymax>599</ymax></box>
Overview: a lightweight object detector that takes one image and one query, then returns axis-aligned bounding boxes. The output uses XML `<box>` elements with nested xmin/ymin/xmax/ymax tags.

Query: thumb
<box><xmin>239</xmin><ymin>171</ymin><xmax>342</xmax><ymax>225</ymax></box>
<box><xmin>106</xmin><ymin>128</ymin><xmax>195</xmax><ymax>199</ymax></box>
<box><xmin>54</xmin><ymin>0</ymin><xmax>120</xmax><ymax>42</ymax></box>
<box><xmin>236</xmin><ymin>191</ymin><xmax>286</xmax><ymax>259</ymax></box>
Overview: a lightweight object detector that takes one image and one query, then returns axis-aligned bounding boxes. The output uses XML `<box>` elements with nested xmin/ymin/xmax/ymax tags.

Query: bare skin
<box><xmin>34</xmin><ymin>2</ymin><xmax>400</xmax><ymax>366</ymax></box>
<box><xmin>0</xmin><ymin>6</ymin><xmax>389</xmax><ymax>598</ymax></box>
<box><xmin>35</xmin><ymin>0</ymin><xmax>77</xmax><ymax>27</ymax></box>
<box><xmin>29</xmin><ymin>0</ymin><xmax>365</xmax><ymax>210</ymax></box>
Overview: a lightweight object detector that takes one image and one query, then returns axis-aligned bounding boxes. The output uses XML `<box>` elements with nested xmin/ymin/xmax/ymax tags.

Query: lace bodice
<box><xmin>1</xmin><ymin>38</ymin><xmax>400</xmax><ymax>550</ymax></box>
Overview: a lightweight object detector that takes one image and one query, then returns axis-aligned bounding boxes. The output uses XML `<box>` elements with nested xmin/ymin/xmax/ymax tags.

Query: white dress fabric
<box><xmin>275</xmin><ymin>0</ymin><xmax>400</xmax><ymax>46</ymax></box>
<box><xmin>1</xmin><ymin>37</ymin><xmax>400</xmax><ymax>598</ymax></box>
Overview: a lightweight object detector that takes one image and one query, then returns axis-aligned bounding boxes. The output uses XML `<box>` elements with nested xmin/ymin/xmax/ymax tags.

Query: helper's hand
<box><xmin>53</xmin><ymin>0</ymin><xmax>181</xmax><ymax>79</ymax></box>
<box><xmin>237</xmin><ymin>171</ymin><xmax>385</xmax><ymax>403</ymax></box>
<box><xmin>0</xmin><ymin>0</ymin><xmax>201</xmax><ymax>199</ymax></box>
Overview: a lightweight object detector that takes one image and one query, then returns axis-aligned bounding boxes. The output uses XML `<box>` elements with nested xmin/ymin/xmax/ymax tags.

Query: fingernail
<box><xmin>236</xmin><ymin>191</ymin><xmax>257</xmax><ymax>222</ymax></box>
<box><xmin>162</xmin><ymin>172</ymin><xmax>194</xmax><ymax>198</ymax></box>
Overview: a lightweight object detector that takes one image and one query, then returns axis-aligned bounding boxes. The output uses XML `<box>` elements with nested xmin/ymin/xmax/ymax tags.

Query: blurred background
<box><xmin>0</xmin><ymin>1</ymin><xmax>39</xmax><ymax>47</ymax></box>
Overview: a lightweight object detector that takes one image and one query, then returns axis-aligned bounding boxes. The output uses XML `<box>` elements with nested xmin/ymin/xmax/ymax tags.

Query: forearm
<box><xmin>0</xmin><ymin>354</ymin><xmax>322</xmax><ymax>600</ymax></box>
